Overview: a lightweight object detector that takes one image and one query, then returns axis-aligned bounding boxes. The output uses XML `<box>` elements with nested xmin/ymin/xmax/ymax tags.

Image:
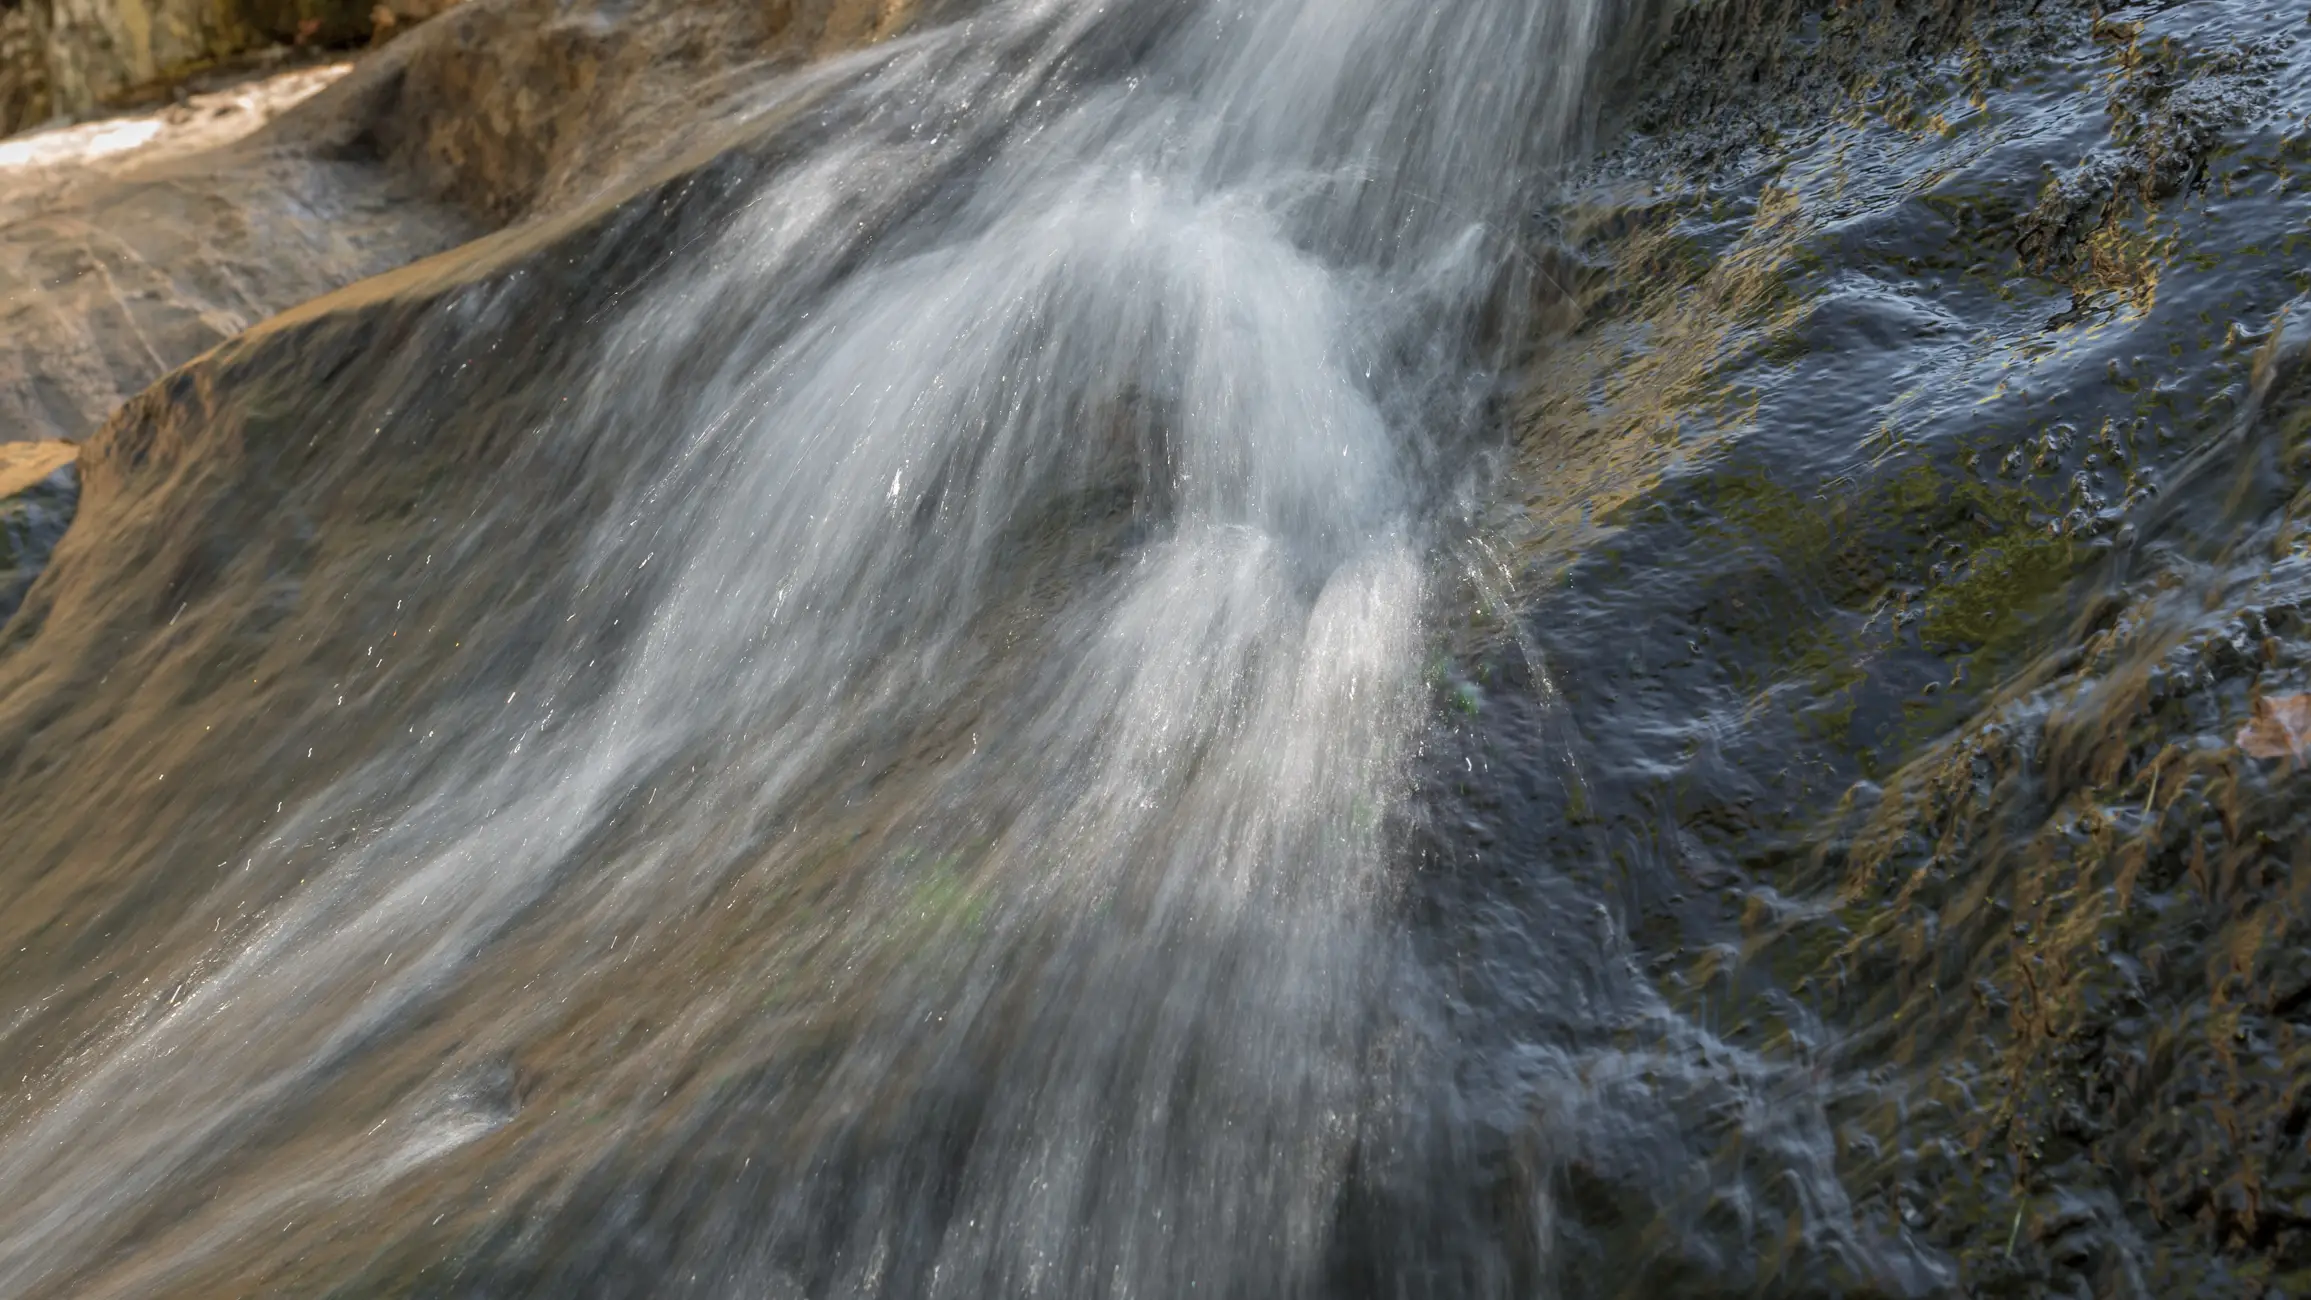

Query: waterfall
<box><xmin>0</xmin><ymin>1</ymin><xmax>1606</xmax><ymax>1294</ymax></box>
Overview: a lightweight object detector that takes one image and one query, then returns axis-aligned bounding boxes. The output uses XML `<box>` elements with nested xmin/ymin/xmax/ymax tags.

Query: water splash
<box><xmin>0</xmin><ymin>1</ymin><xmax>1615</xmax><ymax>1294</ymax></box>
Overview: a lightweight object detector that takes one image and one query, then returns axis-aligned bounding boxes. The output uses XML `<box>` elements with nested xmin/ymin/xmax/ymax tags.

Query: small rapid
<box><xmin>0</xmin><ymin>1</ymin><xmax>1621</xmax><ymax>1295</ymax></box>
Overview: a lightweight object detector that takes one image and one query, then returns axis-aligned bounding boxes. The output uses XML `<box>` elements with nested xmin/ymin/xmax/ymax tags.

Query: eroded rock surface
<box><xmin>348</xmin><ymin>0</ymin><xmax>951</xmax><ymax>221</ymax></box>
<box><xmin>0</xmin><ymin>0</ymin><xmax>944</xmax><ymax>452</ymax></box>
<box><xmin>0</xmin><ymin>61</ymin><xmax>477</xmax><ymax>449</ymax></box>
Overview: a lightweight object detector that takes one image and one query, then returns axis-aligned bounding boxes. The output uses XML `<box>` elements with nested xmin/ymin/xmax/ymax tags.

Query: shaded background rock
<box><xmin>3</xmin><ymin>0</ymin><xmax>461</xmax><ymax>134</ymax></box>
<box><xmin>0</xmin><ymin>3</ymin><xmax>50</xmax><ymax>135</ymax></box>
<box><xmin>42</xmin><ymin>0</ymin><xmax>363</xmax><ymax>118</ymax></box>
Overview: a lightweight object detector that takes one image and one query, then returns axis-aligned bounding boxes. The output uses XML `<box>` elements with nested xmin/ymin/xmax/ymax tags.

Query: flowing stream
<box><xmin>0</xmin><ymin>1</ymin><xmax>1889</xmax><ymax>1295</ymax></box>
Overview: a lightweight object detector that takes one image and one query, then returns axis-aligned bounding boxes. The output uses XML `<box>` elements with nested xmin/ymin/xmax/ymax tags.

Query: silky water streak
<box><xmin>0</xmin><ymin>0</ymin><xmax>1605</xmax><ymax>1295</ymax></box>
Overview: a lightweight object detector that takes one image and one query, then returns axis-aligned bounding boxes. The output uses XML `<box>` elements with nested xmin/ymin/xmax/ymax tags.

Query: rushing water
<box><xmin>0</xmin><ymin>1</ymin><xmax>1633</xmax><ymax>1295</ymax></box>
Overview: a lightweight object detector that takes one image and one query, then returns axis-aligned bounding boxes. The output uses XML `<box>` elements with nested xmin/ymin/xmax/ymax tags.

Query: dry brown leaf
<box><xmin>2236</xmin><ymin>693</ymin><xmax>2311</xmax><ymax>762</ymax></box>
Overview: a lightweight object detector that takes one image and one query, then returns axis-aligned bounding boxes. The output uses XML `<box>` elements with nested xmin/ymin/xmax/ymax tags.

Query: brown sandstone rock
<box><xmin>0</xmin><ymin>62</ymin><xmax>478</xmax><ymax>447</ymax></box>
<box><xmin>315</xmin><ymin>0</ymin><xmax>942</xmax><ymax>221</ymax></box>
<box><xmin>0</xmin><ymin>0</ymin><xmax>942</xmax><ymax>449</ymax></box>
<box><xmin>41</xmin><ymin>0</ymin><xmax>389</xmax><ymax>118</ymax></box>
<box><xmin>0</xmin><ymin>4</ymin><xmax>51</xmax><ymax>134</ymax></box>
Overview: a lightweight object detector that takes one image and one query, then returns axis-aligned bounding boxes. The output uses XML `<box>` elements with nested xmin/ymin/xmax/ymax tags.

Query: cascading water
<box><xmin>0</xmin><ymin>0</ymin><xmax>1905</xmax><ymax>1295</ymax></box>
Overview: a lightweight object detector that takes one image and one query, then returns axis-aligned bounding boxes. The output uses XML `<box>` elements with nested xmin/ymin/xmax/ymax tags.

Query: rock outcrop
<box><xmin>0</xmin><ymin>0</ymin><xmax>941</xmax><ymax>451</ymax></box>
<box><xmin>1440</xmin><ymin>0</ymin><xmax>2311</xmax><ymax>1291</ymax></box>
<box><xmin>0</xmin><ymin>62</ymin><xmax>478</xmax><ymax>448</ymax></box>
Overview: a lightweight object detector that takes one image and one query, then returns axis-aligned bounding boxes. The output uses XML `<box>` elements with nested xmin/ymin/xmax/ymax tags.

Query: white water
<box><xmin>0</xmin><ymin>1</ymin><xmax>1606</xmax><ymax>1294</ymax></box>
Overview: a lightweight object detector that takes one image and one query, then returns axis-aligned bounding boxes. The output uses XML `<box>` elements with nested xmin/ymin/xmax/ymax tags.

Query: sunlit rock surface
<box><xmin>0</xmin><ymin>60</ymin><xmax>475</xmax><ymax>449</ymax></box>
<box><xmin>0</xmin><ymin>0</ymin><xmax>944</xmax><ymax>454</ymax></box>
<box><xmin>0</xmin><ymin>5</ymin><xmax>46</xmax><ymax>135</ymax></box>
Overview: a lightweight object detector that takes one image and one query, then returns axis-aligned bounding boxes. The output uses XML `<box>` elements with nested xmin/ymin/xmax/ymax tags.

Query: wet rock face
<box><xmin>1800</xmin><ymin>303</ymin><xmax>2311</xmax><ymax>1298</ymax></box>
<box><xmin>1421</xmin><ymin>0</ymin><xmax>2311</xmax><ymax>1291</ymax></box>
<box><xmin>2015</xmin><ymin>26</ymin><xmax>2288</xmax><ymax>283</ymax></box>
<box><xmin>0</xmin><ymin>0</ymin><xmax>2298</xmax><ymax>1289</ymax></box>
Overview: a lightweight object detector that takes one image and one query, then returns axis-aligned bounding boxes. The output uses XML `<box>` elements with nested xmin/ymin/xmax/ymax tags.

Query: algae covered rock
<box><xmin>0</xmin><ymin>61</ymin><xmax>479</xmax><ymax>448</ymax></box>
<box><xmin>1419</xmin><ymin>0</ymin><xmax>2311</xmax><ymax>1291</ymax></box>
<box><xmin>1805</xmin><ymin>299</ymin><xmax>2311</xmax><ymax>1296</ymax></box>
